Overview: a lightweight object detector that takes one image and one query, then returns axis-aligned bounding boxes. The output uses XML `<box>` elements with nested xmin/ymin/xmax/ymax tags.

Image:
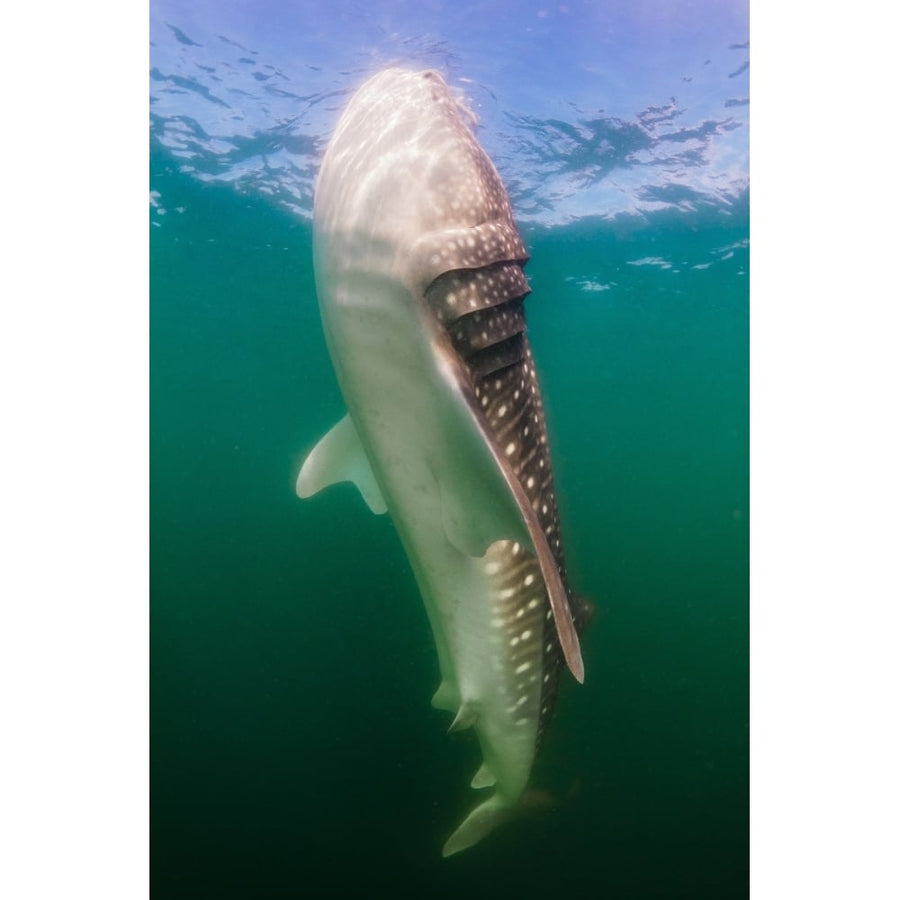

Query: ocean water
<box><xmin>151</xmin><ymin>2</ymin><xmax>748</xmax><ymax>897</ymax></box>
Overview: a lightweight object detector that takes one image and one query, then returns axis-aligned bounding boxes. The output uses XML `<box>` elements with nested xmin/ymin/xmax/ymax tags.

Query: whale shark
<box><xmin>297</xmin><ymin>68</ymin><xmax>592</xmax><ymax>856</ymax></box>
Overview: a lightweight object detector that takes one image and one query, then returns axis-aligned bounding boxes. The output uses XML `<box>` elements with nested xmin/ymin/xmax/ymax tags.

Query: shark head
<box><xmin>297</xmin><ymin>67</ymin><xmax>592</xmax><ymax>856</ymax></box>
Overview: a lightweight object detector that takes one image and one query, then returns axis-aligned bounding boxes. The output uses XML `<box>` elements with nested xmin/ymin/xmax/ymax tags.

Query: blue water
<box><xmin>151</xmin><ymin>2</ymin><xmax>748</xmax><ymax>896</ymax></box>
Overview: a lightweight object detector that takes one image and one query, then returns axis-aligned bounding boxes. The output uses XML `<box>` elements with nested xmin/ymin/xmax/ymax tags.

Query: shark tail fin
<box><xmin>442</xmin><ymin>794</ymin><xmax>511</xmax><ymax>857</ymax></box>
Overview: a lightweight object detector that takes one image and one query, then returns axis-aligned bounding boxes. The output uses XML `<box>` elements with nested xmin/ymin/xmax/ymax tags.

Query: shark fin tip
<box><xmin>448</xmin><ymin>703</ymin><xmax>478</xmax><ymax>733</ymax></box>
<box><xmin>563</xmin><ymin>638</ymin><xmax>585</xmax><ymax>684</ymax></box>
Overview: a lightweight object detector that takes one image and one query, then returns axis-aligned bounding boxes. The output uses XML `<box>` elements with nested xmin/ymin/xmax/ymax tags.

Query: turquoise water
<box><xmin>151</xmin><ymin>158</ymin><xmax>748</xmax><ymax>896</ymax></box>
<box><xmin>151</xmin><ymin>3</ymin><xmax>748</xmax><ymax>896</ymax></box>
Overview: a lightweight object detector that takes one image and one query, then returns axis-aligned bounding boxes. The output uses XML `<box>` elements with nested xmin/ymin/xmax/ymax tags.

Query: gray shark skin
<box><xmin>297</xmin><ymin>68</ymin><xmax>591</xmax><ymax>856</ymax></box>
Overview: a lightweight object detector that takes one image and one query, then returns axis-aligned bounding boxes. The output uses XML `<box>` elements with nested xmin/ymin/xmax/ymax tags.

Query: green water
<box><xmin>151</xmin><ymin>151</ymin><xmax>748</xmax><ymax>897</ymax></box>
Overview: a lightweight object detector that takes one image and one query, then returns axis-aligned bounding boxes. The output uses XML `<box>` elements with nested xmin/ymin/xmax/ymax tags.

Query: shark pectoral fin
<box><xmin>429</xmin><ymin>338</ymin><xmax>584</xmax><ymax>682</ymax></box>
<box><xmin>296</xmin><ymin>414</ymin><xmax>388</xmax><ymax>515</ymax></box>
<box><xmin>442</xmin><ymin>794</ymin><xmax>511</xmax><ymax>858</ymax></box>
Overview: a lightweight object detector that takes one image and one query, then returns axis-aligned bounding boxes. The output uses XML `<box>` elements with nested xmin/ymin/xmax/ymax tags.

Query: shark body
<box><xmin>297</xmin><ymin>68</ymin><xmax>591</xmax><ymax>855</ymax></box>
